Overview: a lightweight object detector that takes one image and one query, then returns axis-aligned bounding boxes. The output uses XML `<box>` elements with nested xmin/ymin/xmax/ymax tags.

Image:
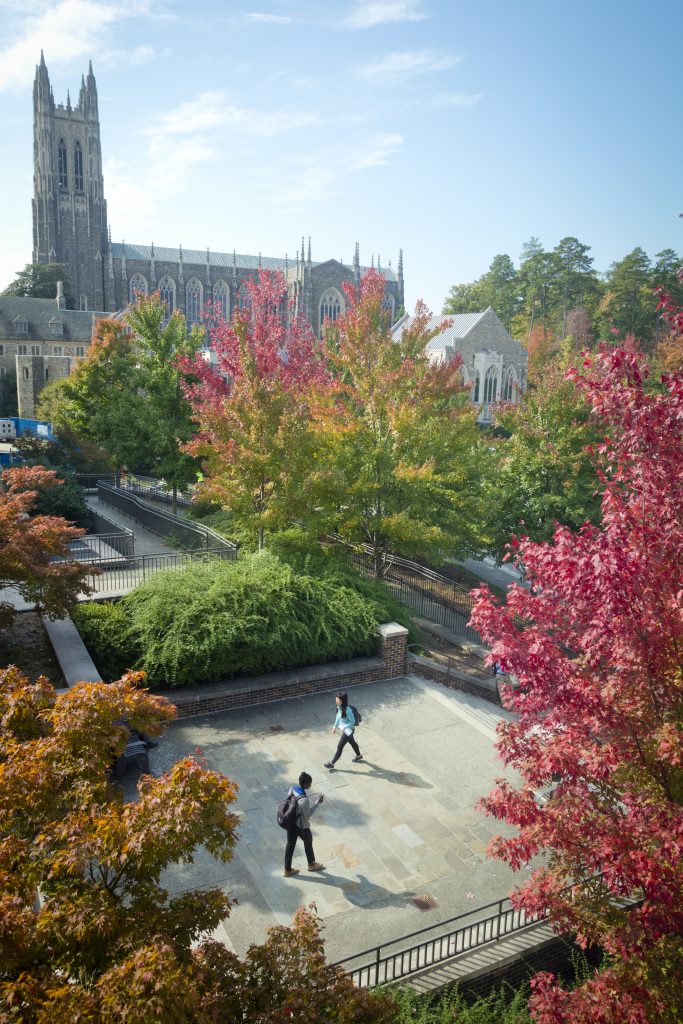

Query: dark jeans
<box><xmin>285</xmin><ymin>825</ymin><xmax>315</xmax><ymax>870</ymax></box>
<box><xmin>331</xmin><ymin>729</ymin><xmax>361</xmax><ymax>764</ymax></box>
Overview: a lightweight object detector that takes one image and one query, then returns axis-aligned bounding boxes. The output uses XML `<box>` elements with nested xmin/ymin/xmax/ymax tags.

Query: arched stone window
<box><xmin>319</xmin><ymin>288</ymin><xmax>343</xmax><ymax>332</ymax></box>
<box><xmin>213</xmin><ymin>279</ymin><xmax>229</xmax><ymax>320</ymax></box>
<box><xmin>502</xmin><ymin>367</ymin><xmax>517</xmax><ymax>402</ymax></box>
<box><xmin>129</xmin><ymin>274</ymin><xmax>148</xmax><ymax>303</ymax></box>
<box><xmin>158</xmin><ymin>276</ymin><xmax>175</xmax><ymax>317</ymax></box>
<box><xmin>74</xmin><ymin>141</ymin><xmax>84</xmax><ymax>191</ymax></box>
<box><xmin>238</xmin><ymin>283</ymin><xmax>252</xmax><ymax>311</ymax></box>
<box><xmin>382</xmin><ymin>292</ymin><xmax>395</xmax><ymax>321</ymax></box>
<box><xmin>186</xmin><ymin>278</ymin><xmax>203</xmax><ymax>324</ymax></box>
<box><xmin>472</xmin><ymin>373</ymin><xmax>480</xmax><ymax>403</ymax></box>
<box><xmin>79</xmin><ymin>294</ymin><xmax>88</xmax><ymax>311</ymax></box>
<box><xmin>483</xmin><ymin>366</ymin><xmax>498</xmax><ymax>404</ymax></box>
<box><xmin>58</xmin><ymin>138</ymin><xmax>68</xmax><ymax>189</ymax></box>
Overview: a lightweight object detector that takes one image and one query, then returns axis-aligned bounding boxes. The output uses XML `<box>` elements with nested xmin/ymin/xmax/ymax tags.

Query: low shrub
<box><xmin>71</xmin><ymin>601</ymin><xmax>141</xmax><ymax>681</ymax></box>
<box><xmin>121</xmin><ymin>552</ymin><xmax>380</xmax><ymax>687</ymax></box>
<box><xmin>391</xmin><ymin>983</ymin><xmax>530</xmax><ymax>1023</ymax></box>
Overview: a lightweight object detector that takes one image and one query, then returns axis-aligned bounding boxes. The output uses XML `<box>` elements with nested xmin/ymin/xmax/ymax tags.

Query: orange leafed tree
<box><xmin>0</xmin><ymin>466</ymin><xmax>93</xmax><ymax>626</ymax></box>
<box><xmin>0</xmin><ymin>668</ymin><xmax>395</xmax><ymax>1023</ymax></box>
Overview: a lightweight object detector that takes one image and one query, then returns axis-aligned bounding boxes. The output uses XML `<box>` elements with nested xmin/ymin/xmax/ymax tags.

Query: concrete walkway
<box><xmin>453</xmin><ymin>556</ymin><xmax>528</xmax><ymax>594</ymax></box>
<box><xmin>134</xmin><ymin>673</ymin><xmax>529</xmax><ymax>965</ymax></box>
<box><xmin>85</xmin><ymin>495</ymin><xmax>177</xmax><ymax>556</ymax></box>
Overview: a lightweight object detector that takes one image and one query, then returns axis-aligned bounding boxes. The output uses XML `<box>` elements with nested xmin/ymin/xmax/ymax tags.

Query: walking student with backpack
<box><xmin>324</xmin><ymin>691</ymin><xmax>362</xmax><ymax>771</ymax></box>
<box><xmin>279</xmin><ymin>771</ymin><xmax>325</xmax><ymax>877</ymax></box>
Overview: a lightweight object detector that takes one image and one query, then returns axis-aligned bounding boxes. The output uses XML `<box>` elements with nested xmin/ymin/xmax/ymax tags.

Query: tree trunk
<box><xmin>172</xmin><ymin>483</ymin><xmax>178</xmax><ymax>517</ymax></box>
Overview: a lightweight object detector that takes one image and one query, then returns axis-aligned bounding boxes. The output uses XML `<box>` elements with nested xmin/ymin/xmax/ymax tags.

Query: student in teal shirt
<box><xmin>324</xmin><ymin>691</ymin><xmax>362</xmax><ymax>770</ymax></box>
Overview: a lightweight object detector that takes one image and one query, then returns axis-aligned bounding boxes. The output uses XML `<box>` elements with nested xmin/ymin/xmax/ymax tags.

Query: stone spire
<box><xmin>206</xmin><ymin>246</ymin><xmax>211</xmax><ymax>285</ymax></box>
<box><xmin>121</xmin><ymin>239</ymin><xmax>127</xmax><ymax>280</ymax></box>
<box><xmin>178</xmin><ymin>244</ymin><xmax>184</xmax><ymax>284</ymax></box>
<box><xmin>307</xmin><ymin>236</ymin><xmax>312</xmax><ymax>268</ymax></box>
<box><xmin>150</xmin><ymin>241</ymin><xmax>156</xmax><ymax>283</ymax></box>
<box><xmin>232</xmin><ymin>249</ymin><xmax>237</xmax><ymax>286</ymax></box>
<box><xmin>353</xmin><ymin>241</ymin><xmax>360</xmax><ymax>285</ymax></box>
<box><xmin>108</xmin><ymin>226</ymin><xmax>114</xmax><ymax>280</ymax></box>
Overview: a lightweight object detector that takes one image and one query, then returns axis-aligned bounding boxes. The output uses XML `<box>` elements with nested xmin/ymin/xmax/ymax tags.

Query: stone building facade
<box><xmin>392</xmin><ymin>307</ymin><xmax>527</xmax><ymax>421</ymax></box>
<box><xmin>0</xmin><ymin>293</ymin><xmax>101</xmax><ymax>417</ymax></box>
<box><xmin>32</xmin><ymin>55</ymin><xmax>404</xmax><ymax>336</ymax></box>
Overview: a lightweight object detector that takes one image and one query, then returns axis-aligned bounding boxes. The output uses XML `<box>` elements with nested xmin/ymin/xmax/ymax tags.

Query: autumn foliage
<box><xmin>183</xmin><ymin>271</ymin><xmax>330</xmax><ymax>549</ymax></box>
<box><xmin>0</xmin><ymin>668</ymin><xmax>394</xmax><ymax>1023</ymax></box>
<box><xmin>0</xmin><ymin>466</ymin><xmax>92</xmax><ymax>626</ymax></box>
<box><xmin>470</xmin><ymin>349</ymin><xmax>683</xmax><ymax>1023</ymax></box>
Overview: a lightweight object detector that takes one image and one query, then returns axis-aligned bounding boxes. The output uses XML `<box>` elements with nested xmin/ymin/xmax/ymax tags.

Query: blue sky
<box><xmin>0</xmin><ymin>0</ymin><xmax>680</xmax><ymax>314</ymax></box>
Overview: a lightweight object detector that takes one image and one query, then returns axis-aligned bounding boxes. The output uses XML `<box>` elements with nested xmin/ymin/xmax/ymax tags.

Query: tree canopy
<box><xmin>0</xmin><ymin>667</ymin><xmax>394</xmax><ymax>1023</ymax></box>
<box><xmin>2</xmin><ymin>262</ymin><xmax>75</xmax><ymax>308</ymax></box>
<box><xmin>0</xmin><ymin>466</ymin><xmax>92</xmax><ymax>626</ymax></box>
<box><xmin>471</xmin><ymin>349</ymin><xmax>683</xmax><ymax>1023</ymax></box>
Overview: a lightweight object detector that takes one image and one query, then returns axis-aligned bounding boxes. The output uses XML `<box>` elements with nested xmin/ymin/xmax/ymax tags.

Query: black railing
<box><xmin>83</xmin><ymin>549</ymin><xmax>235</xmax><ymax>593</ymax></box>
<box><xmin>340</xmin><ymin>544</ymin><xmax>482</xmax><ymax>645</ymax></box>
<box><xmin>75</xmin><ymin>473</ymin><xmax>116</xmax><ymax>493</ymax></box>
<box><xmin>89</xmin><ymin>509</ymin><xmax>135</xmax><ymax>557</ymax></box>
<box><xmin>333</xmin><ymin>895</ymin><xmax>544</xmax><ymax>988</ymax></box>
<box><xmin>96</xmin><ymin>482</ymin><xmax>236</xmax><ymax>557</ymax></box>
<box><xmin>120</xmin><ymin>473</ymin><xmax>194</xmax><ymax>509</ymax></box>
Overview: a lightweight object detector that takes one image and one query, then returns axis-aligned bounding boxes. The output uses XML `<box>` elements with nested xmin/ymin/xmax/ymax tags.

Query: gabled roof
<box><xmin>111</xmin><ymin>244</ymin><xmax>398</xmax><ymax>282</ymax></box>
<box><xmin>392</xmin><ymin>308</ymin><xmax>490</xmax><ymax>352</ymax></box>
<box><xmin>0</xmin><ymin>297</ymin><xmax>107</xmax><ymax>341</ymax></box>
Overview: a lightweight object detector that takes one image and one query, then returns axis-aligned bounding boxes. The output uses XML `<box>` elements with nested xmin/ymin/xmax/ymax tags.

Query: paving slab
<box><xmin>127</xmin><ymin>674</ymin><xmax>530</xmax><ymax>965</ymax></box>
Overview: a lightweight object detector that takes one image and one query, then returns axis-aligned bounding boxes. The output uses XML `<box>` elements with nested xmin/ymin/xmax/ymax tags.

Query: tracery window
<box><xmin>74</xmin><ymin>141</ymin><xmax>84</xmax><ymax>191</ymax></box>
<box><xmin>129</xmin><ymin>274</ymin><xmax>148</xmax><ymax>303</ymax></box>
<box><xmin>483</xmin><ymin>366</ymin><xmax>498</xmax><ymax>404</ymax></box>
<box><xmin>213</xmin><ymin>280</ymin><xmax>229</xmax><ymax>320</ymax></box>
<box><xmin>238</xmin><ymin>283</ymin><xmax>252</xmax><ymax>311</ymax></box>
<box><xmin>382</xmin><ymin>293</ymin><xmax>395</xmax><ymax>321</ymax></box>
<box><xmin>319</xmin><ymin>288</ymin><xmax>343</xmax><ymax>334</ymax></box>
<box><xmin>502</xmin><ymin>367</ymin><xmax>517</xmax><ymax>402</ymax></box>
<box><xmin>58</xmin><ymin>139</ymin><xmax>68</xmax><ymax>189</ymax></box>
<box><xmin>472</xmin><ymin>373</ymin><xmax>480</xmax><ymax>403</ymax></box>
<box><xmin>79</xmin><ymin>293</ymin><xmax>88</xmax><ymax>311</ymax></box>
<box><xmin>158</xmin><ymin>276</ymin><xmax>175</xmax><ymax>317</ymax></box>
<box><xmin>186</xmin><ymin>278</ymin><xmax>202</xmax><ymax>324</ymax></box>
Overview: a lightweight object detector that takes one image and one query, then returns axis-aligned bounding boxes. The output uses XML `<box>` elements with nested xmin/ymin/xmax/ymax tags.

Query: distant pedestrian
<box><xmin>324</xmin><ymin>691</ymin><xmax>362</xmax><ymax>770</ymax></box>
<box><xmin>283</xmin><ymin>771</ymin><xmax>325</xmax><ymax>877</ymax></box>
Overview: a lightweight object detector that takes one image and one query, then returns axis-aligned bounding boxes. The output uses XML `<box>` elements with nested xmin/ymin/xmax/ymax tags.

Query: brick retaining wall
<box><xmin>408</xmin><ymin>652</ymin><xmax>502</xmax><ymax>706</ymax></box>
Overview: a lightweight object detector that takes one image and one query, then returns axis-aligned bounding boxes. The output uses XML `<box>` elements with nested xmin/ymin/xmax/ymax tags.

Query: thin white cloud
<box><xmin>246</xmin><ymin>12</ymin><xmax>293</xmax><ymax>23</ymax></box>
<box><xmin>349</xmin><ymin>131</ymin><xmax>404</xmax><ymax>169</ymax></box>
<box><xmin>432</xmin><ymin>91</ymin><xmax>482</xmax><ymax>107</ymax></box>
<box><xmin>345</xmin><ymin>1</ymin><xmax>426</xmax><ymax>29</ymax></box>
<box><xmin>278</xmin><ymin>130</ymin><xmax>405</xmax><ymax>207</ymax></box>
<box><xmin>99</xmin><ymin>43</ymin><xmax>170</xmax><ymax>68</ymax></box>
<box><xmin>357</xmin><ymin>49</ymin><xmax>461</xmax><ymax>80</ymax></box>
<box><xmin>0</xmin><ymin>0</ymin><xmax>150</xmax><ymax>92</ymax></box>
<box><xmin>151</xmin><ymin>90</ymin><xmax>323</xmax><ymax>140</ymax></box>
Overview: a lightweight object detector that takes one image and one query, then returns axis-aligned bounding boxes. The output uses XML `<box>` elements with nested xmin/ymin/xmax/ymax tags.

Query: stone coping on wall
<box><xmin>408</xmin><ymin>652</ymin><xmax>502</xmax><ymax>706</ymax></box>
<box><xmin>154</xmin><ymin>656</ymin><xmax>388</xmax><ymax>719</ymax></box>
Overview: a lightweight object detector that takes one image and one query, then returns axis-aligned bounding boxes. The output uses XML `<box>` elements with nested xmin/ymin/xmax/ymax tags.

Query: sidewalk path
<box><xmin>86</xmin><ymin>495</ymin><xmax>177</xmax><ymax>556</ymax></box>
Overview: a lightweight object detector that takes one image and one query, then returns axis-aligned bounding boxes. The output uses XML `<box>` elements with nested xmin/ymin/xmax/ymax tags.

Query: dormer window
<box><xmin>49</xmin><ymin>319</ymin><xmax>64</xmax><ymax>337</ymax></box>
<box><xmin>14</xmin><ymin>318</ymin><xmax>28</xmax><ymax>335</ymax></box>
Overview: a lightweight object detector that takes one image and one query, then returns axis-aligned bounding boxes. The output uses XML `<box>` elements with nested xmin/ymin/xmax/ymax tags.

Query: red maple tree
<box><xmin>182</xmin><ymin>270</ymin><xmax>330</xmax><ymax>549</ymax></box>
<box><xmin>470</xmin><ymin>348</ymin><xmax>683</xmax><ymax>1023</ymax></box>
<box><xmin>0</xmin><ymin>466</ymin><xmax>92</xmax><ymax>626</ymax></box>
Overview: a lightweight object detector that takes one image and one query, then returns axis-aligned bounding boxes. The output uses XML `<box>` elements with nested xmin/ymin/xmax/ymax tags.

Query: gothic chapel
<box><xmin>31</xmin><ymin>54</ymin><xmax>405</xmax><ymax>332</ymax></box>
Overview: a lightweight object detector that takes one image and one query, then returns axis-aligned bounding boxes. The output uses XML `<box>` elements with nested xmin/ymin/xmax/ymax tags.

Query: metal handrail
<box><xmin>96</xmin><ymin>481</ymin><xmax>236</xmax><ymax>557</ymax></box>
<box><xmin>332</xmin><ymin>895</ymin><xmax>545</xmax><ymax>987</ymax></box>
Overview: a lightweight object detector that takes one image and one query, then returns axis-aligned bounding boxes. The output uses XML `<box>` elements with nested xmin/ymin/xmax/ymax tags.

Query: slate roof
<box><xmin>0</xmin><ymin>297</ymin><xmax>106</xmax><ymax>341</ymax></box>
<box><xmin>392</xmin><ymin>309</ymin><xmax>489</xmax><ymax>352</ymax></box>
<box><xmin>111</xmin><ymin>244</ymin><xmax>398</xmax><ymax>282</ymax></box>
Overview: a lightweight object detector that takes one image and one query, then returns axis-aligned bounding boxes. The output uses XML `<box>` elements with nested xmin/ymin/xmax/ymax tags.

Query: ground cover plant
<box><xmin>75</xmin><ymin>551</ymin><xmax>395</xmax><ymax>687</ymax></box>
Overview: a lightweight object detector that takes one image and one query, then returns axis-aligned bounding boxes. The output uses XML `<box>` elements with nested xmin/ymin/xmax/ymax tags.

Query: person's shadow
<box><xmin>331</xmin><ymin>760</ymin><xmax>431</xmax><ymax>789</ymax></box>
<box><xmin>298</xmin><ymin>871</ymin><xmax>416</xmax><ymax>909</ymax></box>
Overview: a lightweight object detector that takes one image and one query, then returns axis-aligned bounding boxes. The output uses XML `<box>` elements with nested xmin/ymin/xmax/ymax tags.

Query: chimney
<box><xmin>56</xmin><ymin>281</ymin><xmax>65</xmax><ymax>309</ymax></box>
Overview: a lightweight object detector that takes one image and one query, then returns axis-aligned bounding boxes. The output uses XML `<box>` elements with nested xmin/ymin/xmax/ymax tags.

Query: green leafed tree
<box><xmin>2</xmin><ymin>262</ymin><xmax>75</xmax><ymax>308</ymax></box>
<box><xmin>483</xmin><ymin>360</ymin><xmax>604</xmax><ymax>562</ymax></box>
<box><xmin>319</xmin><ymin>270</ymin><xmax>489</xmax><ymax>577</ymax></box>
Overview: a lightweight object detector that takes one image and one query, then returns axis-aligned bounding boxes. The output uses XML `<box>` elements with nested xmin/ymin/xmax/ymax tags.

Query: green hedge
<box><xmin>79</xmin><ymin>553</ymin><xmax>388</xmax><ymax>688</ymax></box>
<box><xmin>71</xmin><ymin>601</ymin><xmax>141</xmax><ymax>682</ymax></box>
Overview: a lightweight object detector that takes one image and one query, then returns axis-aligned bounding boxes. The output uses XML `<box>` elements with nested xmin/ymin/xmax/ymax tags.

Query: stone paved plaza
<box><xmin>143</xmin><ymin>674</ymin><xmax>531</xmax><ymax>965</ymax></box>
